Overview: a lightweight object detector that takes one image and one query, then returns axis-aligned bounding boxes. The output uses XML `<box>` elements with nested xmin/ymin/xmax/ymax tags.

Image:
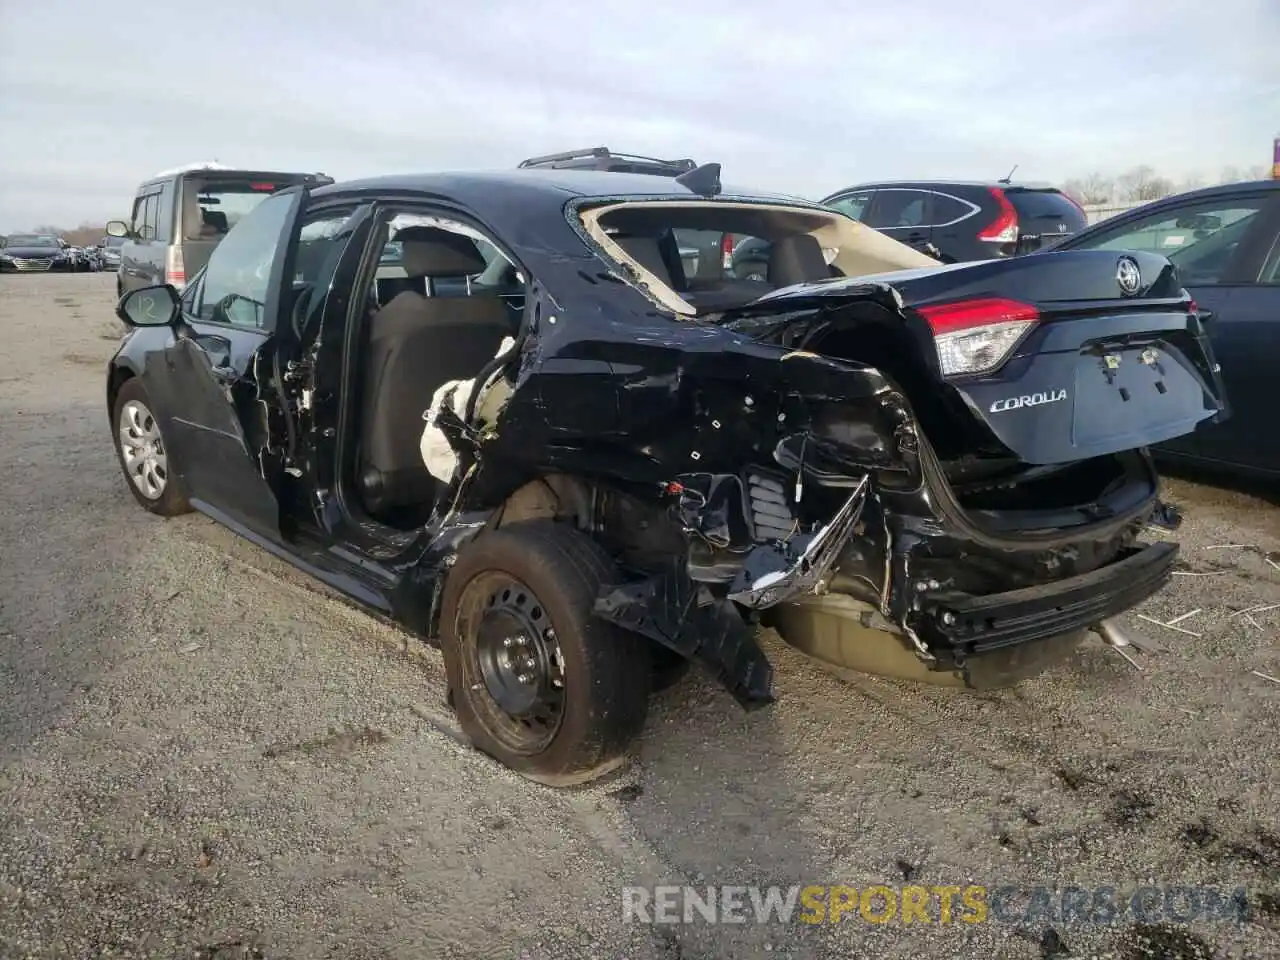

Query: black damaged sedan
<box><xmin>105</xmin><ymin>166</ymin><xmax>1226</xmax><ymax>784</ymax></box>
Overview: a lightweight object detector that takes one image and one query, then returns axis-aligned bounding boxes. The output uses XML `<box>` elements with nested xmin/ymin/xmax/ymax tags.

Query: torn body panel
<box><xmin>451</xmin><ymin>276</ymin><xmax>1186</xmax><ymax>700</ymax></box>
<box><xmin>328</xmin><ymin>190</ymin><xmax>1214</xmax><ymax>705</ymax></box>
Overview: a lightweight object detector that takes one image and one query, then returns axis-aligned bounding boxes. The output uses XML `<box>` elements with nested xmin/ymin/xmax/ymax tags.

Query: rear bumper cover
<box><xmin>911</xmin><ymin>541</ymin><xmax>1178</xmax><ymax>661</ymax></box>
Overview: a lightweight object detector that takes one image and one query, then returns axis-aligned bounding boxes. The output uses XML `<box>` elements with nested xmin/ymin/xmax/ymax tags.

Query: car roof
<box><xmin>310</xmin><ymin>168</ymin><xmax>816</xmax><ymax>207</ymax></box>
<box><xmin>824</xmin><ymin>179</ymin><xmax>1060</xmax><ymax>196</ymax></box>
<box><xmin>137</xmin><ymin>167</ymin><xmax>324</xmax><ymax>188</ymax></box>
<box><xmin>1113</xmin><ymin>179</ymin><xmax>1280</xmax><ymax>207</ymax></box>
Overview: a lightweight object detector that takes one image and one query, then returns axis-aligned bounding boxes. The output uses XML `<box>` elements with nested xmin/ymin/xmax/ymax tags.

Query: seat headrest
<box><xmin>767</xmin><ymin>233</ymin><xmax>828</xmax><ymax>287</ymax></box>
<box><xmin>202</xmin><ymin>209</ymin><xmax>228</xmax><ymax>234</ymax></box>
<box><xmin>394</xmin><ymin>226</ymin><xmax>487</xmax><ymax>277</ymax></box>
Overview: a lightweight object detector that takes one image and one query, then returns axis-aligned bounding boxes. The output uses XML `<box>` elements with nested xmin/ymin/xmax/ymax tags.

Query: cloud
<box><xmin>1</xmin><ymin>0</ymin><xmax>1276</xmax><ymax>229</ymax></box>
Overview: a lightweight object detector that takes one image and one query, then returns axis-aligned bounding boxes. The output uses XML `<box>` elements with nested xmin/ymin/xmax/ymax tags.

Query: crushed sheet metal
<box><xmin>727</xmin><ymin>476</ymin><xmax>869</xmax><ymax>608</ymax></box>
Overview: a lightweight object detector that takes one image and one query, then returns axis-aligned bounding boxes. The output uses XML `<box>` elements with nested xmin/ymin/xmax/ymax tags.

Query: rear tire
<box><xmin>112</xmin><ymin>377</ymin><xmax>191</xmax><ymax>516</ymax></box>
<box><xmin>440</xmin><ymin>520</ymin><xmax>652</xmax><ymax>786</ymax></box>
<box><xmin>651</xmin><ymin>646</ymin><xmax>692</xmax><ymax>692</ymax></box>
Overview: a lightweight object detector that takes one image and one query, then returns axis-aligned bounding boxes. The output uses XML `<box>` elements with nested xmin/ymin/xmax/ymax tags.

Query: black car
<box><xmin>106</xmin><ymin>167</ymin><xmax>1222</xmax><ymax>785</ymax></box>
<box><xmin>731</xmin><ymin>179</ymin><xmax>1089</xmax><ymax>277</ymax></box>
<box><xmin>0</xmin><ymin>234</ymin><xmax>76</xmax><ymax>272</ymax></box>
<box><xmin>1044</xmin><ymin>179</ymin><xmax>1280</xmax><ymax>478</ymax></box>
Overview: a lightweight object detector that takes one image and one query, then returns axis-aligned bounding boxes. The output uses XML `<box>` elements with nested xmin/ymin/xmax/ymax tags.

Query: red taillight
<box><xmin>977</xmin><ymin>187</ymin><xmax>1019</xmax><ymax>244</ymax></box>
<box><xmin>165</xmin><ymin>246</ymin><xmax>186</xmax><ymax>290</ymax></box>
<box><xmin>250</xmin><ymin>182</ymin><xmax>277</xmax><ymax>191</ymax></box>
<box><xmin>917</xmin><ymin>297</ymin><xmax>1039</xmax><ymax>334</ymax></box>
<box><xmin>917</xmin><ymin>297</ymin><xmax>1039</xmax><ymax>376</ymax></box>
<box><xmin>721</xmin><ymin>232</ymin><xmax>735</xmax><ymax>270</ymax></box>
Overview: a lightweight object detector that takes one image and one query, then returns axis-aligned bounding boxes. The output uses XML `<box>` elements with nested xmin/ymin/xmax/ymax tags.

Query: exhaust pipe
<box><xmin>1095</xmin><ymin>619</ymin><xmax>1131</xmax><ymax>648</ymax></box>
<box><xmin>1094</xmin><ymin>618</ymin><xmax>1163</xmax><ymax>656</ymax></box>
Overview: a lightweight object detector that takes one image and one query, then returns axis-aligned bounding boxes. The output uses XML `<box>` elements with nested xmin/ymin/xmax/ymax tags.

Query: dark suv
<box><xmin>829</xmin><ymin>180</ymin><xmax>1086</xmax><ymax>259</ymax></box>
<box><xmin>728</xmin><ymin>179</ymin><xmax>1088</xmax><ymax>278</ymax></box>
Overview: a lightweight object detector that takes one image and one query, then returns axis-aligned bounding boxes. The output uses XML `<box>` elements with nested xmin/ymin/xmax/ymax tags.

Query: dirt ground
<box><xmin>0</xmin><ymin>273</ymin><xmax>1277</xmax><ymax>960</ymax></box>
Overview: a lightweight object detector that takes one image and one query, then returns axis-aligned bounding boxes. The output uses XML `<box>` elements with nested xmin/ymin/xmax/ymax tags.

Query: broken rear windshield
<box><xmin>579</xmin><ymin>200</ymin><xmax>934</xmax><ymax>315</ymax></box>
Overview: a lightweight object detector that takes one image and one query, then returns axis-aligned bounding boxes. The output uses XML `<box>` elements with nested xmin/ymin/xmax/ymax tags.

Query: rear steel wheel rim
<box><xmin>119</xmin><ymin>399</ymin><xmax>168</xmax><ymax>499</ymax></box>
<box><xmin>459</xmin><ymin>572</ymin><xmax>566</xmax><ymax>755</ymax></box>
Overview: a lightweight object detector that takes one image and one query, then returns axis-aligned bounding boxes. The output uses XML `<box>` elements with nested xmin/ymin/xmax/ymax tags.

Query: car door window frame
<box><xmin>925</xmin><ymin>190</ymin><xmax>980</xmax><ymax>228</ymax></box>
<box><xmin>1067</xmin><ymin>193</ymin><xmax>1277</xmax><ymax>287</ymax></box>
<box><xmin>825</xmin><ymin>190</ymin><xmax>876</xmax><ymax>221</ymax></box>
<box><xmin>864</xmin><ymin>188</ymin><xmax>931</xmax><ymax>230</ymax></box>
<box><xmin>154</xmin><ymin>181</ymin><xmax>176</xmax><ymax>244</ymax></box>
<box><xmin>131</xmin><ymin>191</ymin><xmax>160</xmax><ymax>241</ymax></box>
<box><xmin>1243</xmin><ymin>194</ymin><xmax>1280</xmax><ymax>284</ymax></box>
<box><xmin>187</xmin><ymin>187</ymin><xmax>310</xmax><ymax>333</ymax></box>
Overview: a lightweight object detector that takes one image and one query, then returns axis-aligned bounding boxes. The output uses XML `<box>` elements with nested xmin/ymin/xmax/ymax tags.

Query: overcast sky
<box><xmin>1</xmin><ymin>0</ymin><xmax>1276</xmax><ymax>231</ymax></box>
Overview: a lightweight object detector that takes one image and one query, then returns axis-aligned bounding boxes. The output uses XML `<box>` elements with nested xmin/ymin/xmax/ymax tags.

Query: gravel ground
<box><xmin>0</xmin><ymin>273</ymin><xmax>1277</xmax><ymax>960</ymax></box>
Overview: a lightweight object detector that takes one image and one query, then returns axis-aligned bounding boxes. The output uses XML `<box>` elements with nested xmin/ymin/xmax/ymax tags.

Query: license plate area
<box><xmin>1071</xmin><ymin>344</ymin><xmax>1207</xmax><ymax>448</ymax></box>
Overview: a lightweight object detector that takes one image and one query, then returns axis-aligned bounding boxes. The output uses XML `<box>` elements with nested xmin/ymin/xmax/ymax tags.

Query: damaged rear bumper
<box><xmin>909</xmin><ymin>541</ymin><xmax>1178</xmax><ymax>663</ymax></box>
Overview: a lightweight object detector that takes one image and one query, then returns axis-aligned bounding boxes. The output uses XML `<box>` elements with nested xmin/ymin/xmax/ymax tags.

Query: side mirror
<box><xmin>105</xmin><ymin>220</ymin><xmax>130</xmax><ymax>239</ymax></box>
<box><xmin>117</xmin><ymin>284</ymin><xmax>181</xmax><ymax>328</ymax></box>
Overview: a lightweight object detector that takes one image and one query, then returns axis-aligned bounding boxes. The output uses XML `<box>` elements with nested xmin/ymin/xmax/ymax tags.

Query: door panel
<box><xmin>142</xmin><ymin>186</ymin><xmax>310</xmax><ymax>538</ymax></box>
<box><xmin>148</xmin><ymin>320</ymin><xmax>281</xmax><ymax>534</ymax></box>
<box><xmin>1176</xmin><ymin>284</ymin><xmax>1280</xmax><ymax>473</ymax></box>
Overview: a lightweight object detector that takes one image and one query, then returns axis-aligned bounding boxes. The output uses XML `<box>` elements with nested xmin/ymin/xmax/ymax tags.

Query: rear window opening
<box><xmin>181</xmin><ymin>176</ymin><xmax>295</xmax><ymax>240</ymax></box>
<box><xmin>578</xmin><ymin>200</ymin><xmax>935</xmax><ymax>315</ymax></box>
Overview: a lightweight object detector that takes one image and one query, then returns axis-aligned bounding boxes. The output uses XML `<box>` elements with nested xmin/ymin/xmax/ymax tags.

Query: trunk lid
<box><xmin>728</xmin><ymin>249</ymin><xmax>1228</xmax><ymax>466</ymax></box>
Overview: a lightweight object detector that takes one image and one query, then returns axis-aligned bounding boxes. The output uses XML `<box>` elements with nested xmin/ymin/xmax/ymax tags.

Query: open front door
<box><xmin>143</xmin><ymin>184</ymin><xmax>312</xmax><ymax>540</ymax></box>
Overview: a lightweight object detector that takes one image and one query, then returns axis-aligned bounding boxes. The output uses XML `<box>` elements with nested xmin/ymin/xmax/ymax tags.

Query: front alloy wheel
<box><xmin>120</xmin><ymin>399</ymin><xmax>168</xmax><ymax>499</ymax></box>
<box><xmin>111</xmin><ymin>377</ymin><xmax>191</xmax><ymax>516</ymax></box>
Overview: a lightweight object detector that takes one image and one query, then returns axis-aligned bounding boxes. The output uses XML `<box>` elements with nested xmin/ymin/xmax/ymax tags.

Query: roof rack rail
<box><xmin>518</xmin><ymin>146</ymin><xmax>697</xmax><ymax>171</ymax></box>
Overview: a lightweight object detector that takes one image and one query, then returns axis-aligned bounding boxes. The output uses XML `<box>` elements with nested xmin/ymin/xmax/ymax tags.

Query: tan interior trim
<box><xmin>578</xmin><ymin>200</ymin><xmax>937</xmax><ymax>316</ymax></box>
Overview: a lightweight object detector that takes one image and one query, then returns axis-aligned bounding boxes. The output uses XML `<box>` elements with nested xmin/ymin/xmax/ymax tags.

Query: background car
<box><xmin>1043</xmin><ymin>179</ymin><xmax>1280</xmax><ymax>479</ymax></box>
<box><xmin>731</xmin><ymin>178</ymin><xmax>1088</xmax><ymax>278</ymax></box>
<box><xmin>98</xmin><ymin>234</ymin><xmax>125</xmax><ymax>272</ymax></box>
<box><xmin>106</xmin><ymin>161</ymin><xmax>333</xmax><ymax>298</ymax></box>
<box><xmin>0</xmin><ymin>234</ymin><xmax>76</xmax><ymax>272</ymax></box>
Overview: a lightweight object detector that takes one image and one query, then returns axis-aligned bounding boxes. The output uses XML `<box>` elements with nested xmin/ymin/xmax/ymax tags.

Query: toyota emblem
<box><xmin>1116</xmin><ymin>256</ymin><xmax>1142</xmax><ymax>296</ymax></box>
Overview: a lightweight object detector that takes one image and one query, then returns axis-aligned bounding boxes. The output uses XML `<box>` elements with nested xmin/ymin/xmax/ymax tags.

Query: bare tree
<box><xmin>1219</xmin><ymin>165</ymin><xmax>1243</xmax><ymax>184</ymax></box>
<box><xmin>1243</xmin><ymin>164</ymin><xmax>1270</xmax><ymax>182</ymax></box>
<box><xmin>1063</xmin><ymin>172</ymin><xmax>1115</xmax><ymax>205</ymax></box>
<box><xmin>1178</xmin><ymin>172</ymin><xmax>1205</xmax><ymax>192</ymax></box>
<box><xmin>1115</xmin><ymin>166</ymin><xmax>1175</xmax><ymax>203</ymax></box>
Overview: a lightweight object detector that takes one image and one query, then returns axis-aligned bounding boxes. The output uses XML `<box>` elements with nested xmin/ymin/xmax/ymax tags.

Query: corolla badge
<box><xmin>1116</xmin><ymin>256</ymin><xmax>1142</xmax><ymax>296</ymax></box>
<box><xmin>989</xmin><ymin>389</ymin><xmax>1068</xmax><ymax>414</ymax></box>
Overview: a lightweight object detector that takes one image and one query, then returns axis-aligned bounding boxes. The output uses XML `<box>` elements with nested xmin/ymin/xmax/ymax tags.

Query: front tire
<box><xmin>440</xmin><ymin>520</ymin><xmax>651</xmax><ymax>786</ymax></box>
<box><xmin>112</xmin><ymin>377</ymin><xmax>191</xmax><ymax>516</ymax></box>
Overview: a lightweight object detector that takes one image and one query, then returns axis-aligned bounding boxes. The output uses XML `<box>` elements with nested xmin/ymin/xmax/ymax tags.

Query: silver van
<box><xmin>107</xmin><ymin>162</ymin><xmax>331</xmax><ymax>298</ymax></box>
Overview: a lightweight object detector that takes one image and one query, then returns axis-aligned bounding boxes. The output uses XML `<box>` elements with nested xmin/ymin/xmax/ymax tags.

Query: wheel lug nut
<box><xmin>517</xmin><ymin>673</ymin><xmax>533</xmax><ymax>684</ymax></box>
<box><xmin>523</xmin><ymin>657</ymin><xmax>535</xmax><ymax>669</ymax></box>
<box><xmin>503</xmin><ymin>637</ymin><xmax>513</xmax><ymax>647</ymax></box>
